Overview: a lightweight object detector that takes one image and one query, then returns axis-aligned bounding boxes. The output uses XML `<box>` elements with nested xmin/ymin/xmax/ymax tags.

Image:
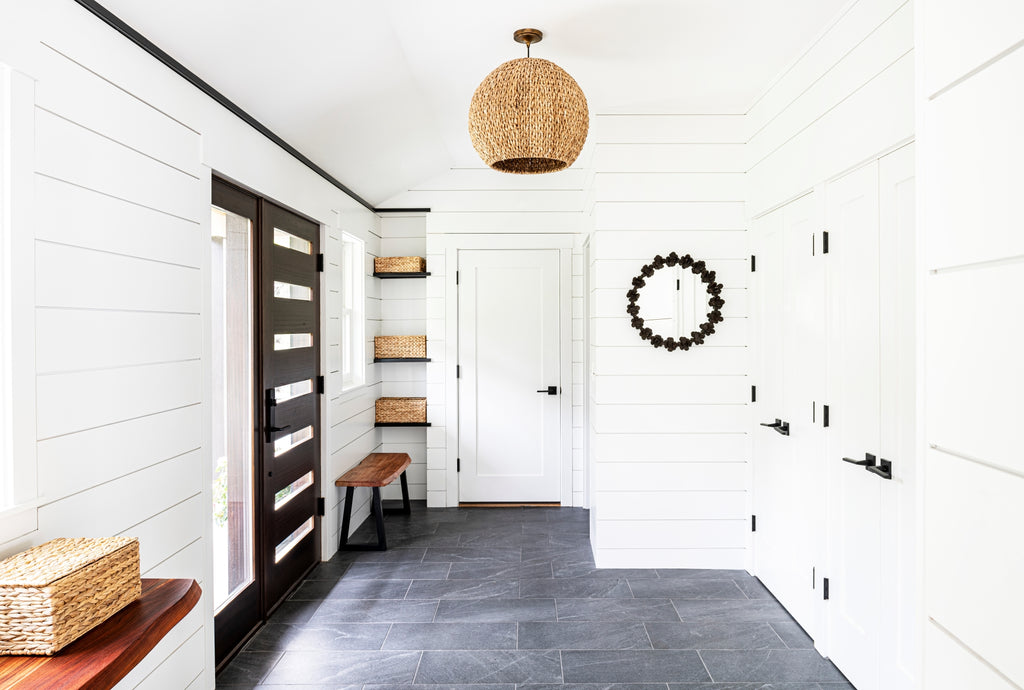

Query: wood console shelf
<box><xmin>372</xmin><ymin>272</ymin><xmax>431</xmax><ymax>279</ymax></box>
<box><xmin>0</xmin><ymin>578</ymin><xmax>201</xmax><ymax>690</ymax></box>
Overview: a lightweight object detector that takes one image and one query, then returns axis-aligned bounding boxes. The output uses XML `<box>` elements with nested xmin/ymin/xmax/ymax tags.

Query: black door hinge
<box><xmin>823</xmin><ymin>404</ymin><xmax>830</xmax><ymax>427</ymax></box>
<box><xmin>317</xmin><ymin>375</ymin><xmax>325</xmax><ymax>394</ymax></box>
<box><xmin>316</xmin><ymin>253</ymin><xmax>324</xmax><ymax>272</ymax></box>
<box><xmin>456</xmin><ymin>364</ymin><xmax>461</xmax><ymax>379</ymax></box>
<box><xmin>751</xmin><ymin>515</ymin><xmax>757</xmax><ymax>532</ymax></box>
<box><xmin>316</xmin><ymin>497</ymin><xmax>325</xmax><ymax>517</ymax></box>
<box><xmin>456</xmin><ymin>270</ymin><xmax>459</xmax><ymax>285</ymax></box>
<box><xmin>676</xmin><ymin>278</ymin><xmax>680</xmax><ymax>290</ymax></box>
<box><xmin>457</xmin><ymin>457</ymin><xmax>461</xmax><ymax>472</ymax></box>
<box><xmin>750</xmin><ymin>254</ymin><xmax>756</xmax><ymax>272</ymax></box>
<box><xmin>823</xmin><ymin>577</ymin><xmax>830</xmax><ymax>600</ymax></box>
<box><xmin>822</xmin><ymin>231</ymin><xmax>830</xmax><ymax>254</ymax></box>
<box><xmin>751</xmin><ymin>385</ymin><xmax>757</xmax><ymax>403</ymax></box>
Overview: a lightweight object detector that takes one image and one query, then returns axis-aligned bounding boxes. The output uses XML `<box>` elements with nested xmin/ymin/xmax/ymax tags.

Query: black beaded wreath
<box><xmin>626</xmin><ymin>252</ymin><xmax>725</xmax><ymax>352</ymax></box>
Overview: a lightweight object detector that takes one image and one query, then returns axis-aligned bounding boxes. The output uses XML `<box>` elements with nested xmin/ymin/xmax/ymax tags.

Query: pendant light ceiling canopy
<box><xmin>468</xmin><ymin>29</ymin><xmax>589</xmax><ymax>174</ymax></box>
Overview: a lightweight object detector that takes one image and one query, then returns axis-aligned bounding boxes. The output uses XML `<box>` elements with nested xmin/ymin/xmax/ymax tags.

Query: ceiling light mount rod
<box><xmin>513</xmin><ymin>28</ymin><xmax>543</xmax><ymax>57</ymax></box>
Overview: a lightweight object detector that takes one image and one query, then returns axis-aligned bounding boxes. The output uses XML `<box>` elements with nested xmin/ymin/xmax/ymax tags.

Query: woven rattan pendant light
<box><xmin>468</xmin><ymin>28</ymin><xmax>589</xmax><ymax>174</ymax></box>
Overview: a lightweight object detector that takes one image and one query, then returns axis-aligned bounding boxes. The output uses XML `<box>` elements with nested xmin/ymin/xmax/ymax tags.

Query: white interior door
<box><xmin>752</xmin><ymin>193</ymin><xmax>824</xmax><ymax>637</ymax></box>
<box><xmin>458</xmin><ymin>249</ymin><xmax>561</xmax><ymax>502</ymax></box>
<box><xmin>877</xmin><ymin>143</ymin><xmax>917</xmax><ymax>690</ymax></box>
<box><xmin>827</xmin><ymin>162</ymin><xmax>882</xmax><ymax>690</ymax></box>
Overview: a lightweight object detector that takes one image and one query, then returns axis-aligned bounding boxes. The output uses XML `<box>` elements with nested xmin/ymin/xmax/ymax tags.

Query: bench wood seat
<box><xmin>335</xmin><ymin>452</ymin><xmax>411</xmax><ymax>488</ymax></box>
<box><xmin>334</xmin><ymin>452</ymin><xmax>412</xmax><ymax>552</ymax></box>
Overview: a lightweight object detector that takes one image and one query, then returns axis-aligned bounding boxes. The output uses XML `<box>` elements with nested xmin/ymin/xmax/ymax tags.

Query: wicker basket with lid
<box><xmin>0</xmin><ymin>537</ymin><xmax>141</xmax><ymax>655</ymax></box>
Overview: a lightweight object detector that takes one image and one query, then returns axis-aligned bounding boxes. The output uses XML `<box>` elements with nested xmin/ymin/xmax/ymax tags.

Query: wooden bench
<box><xmin>335</xmin><ymin>452</ymin><xmax>412</xmax><ymax>551</ymax></box>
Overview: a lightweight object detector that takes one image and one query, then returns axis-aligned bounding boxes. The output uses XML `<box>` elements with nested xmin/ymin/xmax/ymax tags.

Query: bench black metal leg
<box><xmin>372</xmin><ymin>487</ymin><xmax>387</xmax><ymax>550</ymax></box>
<box><xmin>339</xmin><ymin>486</ymin><xmax>355</xmax><ymax>551</ymax></box>
<box><xmin>339</xmin><ymin>486</ymin><xmax>389</xmax><ymax>552</ymax></box>
<box><xmin>383</xmin><ymin>470</ymin><xmax>412</xmax><ymax>516</ymax></box>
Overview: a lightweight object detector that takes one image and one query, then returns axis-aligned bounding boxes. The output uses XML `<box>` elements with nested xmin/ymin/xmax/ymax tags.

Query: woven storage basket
<box><xmin>375</xmin><ymin>335</ymin><xmax>426</xmax><ymax>360</ymax></box>
<box><xmin>376</xmin><ymin>397</ymin><xmax>427</xmax><ymax>424</ymax></box>
<box><xmin>374</xmin><ymin>256</ymin><xmax>426</xmax><ymax>274</ymax></box>
<box><xmin>0</xmin><ymin>537</ymin><xmax>141</xmax><ymax>655</ymax></box>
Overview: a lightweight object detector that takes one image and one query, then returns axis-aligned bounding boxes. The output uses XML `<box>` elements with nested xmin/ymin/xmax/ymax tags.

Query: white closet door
<box><xmin>877</xmin><ymin>143</ymin><xmax>917</xmax><ymax>690</ymax></box>
<box><xmin>457</xmin><ymin>249</ymin><xmax>562</xmax><ymax>502</ymax></box>
<box><xmin>752</xmin><ymin>193</ymin><xmax>824</xmax><ymax>637</ymax></box>
<box><xmin>826</xmin><ymin>162</ymin><xmax>882</xmax><ymax>690</ymax></box>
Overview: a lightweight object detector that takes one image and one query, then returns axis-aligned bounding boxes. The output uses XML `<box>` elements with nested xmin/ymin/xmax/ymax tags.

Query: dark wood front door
<box><xmin>211</xmin><ymin>179</ymin><xmax>322</xmax><ymax>668</ymax></box>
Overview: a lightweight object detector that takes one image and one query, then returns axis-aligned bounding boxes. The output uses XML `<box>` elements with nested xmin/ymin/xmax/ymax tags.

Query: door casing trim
<box><xmin>439</xmin><ymin>234</ymin><xmax>575</xmax><ymax>508</ymax></box>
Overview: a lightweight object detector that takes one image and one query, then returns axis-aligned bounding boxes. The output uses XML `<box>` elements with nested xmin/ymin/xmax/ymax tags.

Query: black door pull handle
<box><xmin>842</xmin><ymin>453</ymin><xmax>876</xmax><ymax>467</ymax></box>
<box><xmin>866</xmin><ymin>459</ymin><xmax>893</xmax><ymax>480</ymax></box>
<box><xmin>760</xmin><ymin>419</ymin><xmax>783</xmax><ymax>428</ymax></box>
<box><xmin>760</xmin><ymin>419</ymin><xmax>789</xmax><ymax>436</ymax></box>
<box><xmin>265</xmin><ymin>389</ymin><xmax>292</xmax><ymax>442</ymax></box>
<box><xmin>536</xmin><ymin>386</ymin><xmax>558</xmax><ymax>395</ymax></box>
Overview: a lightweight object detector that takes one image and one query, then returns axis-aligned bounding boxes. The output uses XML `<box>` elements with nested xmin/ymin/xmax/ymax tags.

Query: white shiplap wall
<box><xmin>919</xmin><ymin>2</ymin><xmax>1024</xmax><ymax>687</ymax></box>
<box><xmin>0</xmin><ymin>1</ymin><xmax>378</xmax><ymax>687</ymax></box>
<box><xmin>589</xmin><ymin>114</ymin><xmax>751</xmax><ymax>569</ymax></box>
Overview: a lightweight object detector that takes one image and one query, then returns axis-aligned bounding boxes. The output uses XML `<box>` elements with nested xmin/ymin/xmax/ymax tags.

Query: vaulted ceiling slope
<box><xmin>97</xmin><ymin>0</ymin><xmax>849</xmax><ymax>206</ymax></box>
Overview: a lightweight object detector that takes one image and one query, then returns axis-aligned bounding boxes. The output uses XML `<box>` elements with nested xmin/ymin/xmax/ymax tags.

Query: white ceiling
<box><xmin>97</xmin><ymin>0</ymin><xmax>849</xmax><ymax>205</ymax></box>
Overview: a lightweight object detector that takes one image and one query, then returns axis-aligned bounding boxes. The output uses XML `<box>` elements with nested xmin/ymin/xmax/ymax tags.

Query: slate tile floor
<box><xmin>218</xmin><ymin>505</ymin><xmax>853</xmax><ymax>689</ymax></box>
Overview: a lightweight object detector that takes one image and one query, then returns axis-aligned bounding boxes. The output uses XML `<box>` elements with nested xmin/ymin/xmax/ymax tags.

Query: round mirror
<box><xmin>625</xmin><ymin>253</ymin><xmax>725</xmax><ymax>351</ymax></box>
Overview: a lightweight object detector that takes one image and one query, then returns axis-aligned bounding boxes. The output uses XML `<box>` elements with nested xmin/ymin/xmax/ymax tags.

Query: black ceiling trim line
<box><xmin>72</xmin><ymin>0</ymin><xmax>376</xmax><ymax>212</ymax></box>
<box><xmin>374</xmin><ymin>208</ymin><xmax>432</xmax><ymax>213</ymax></box>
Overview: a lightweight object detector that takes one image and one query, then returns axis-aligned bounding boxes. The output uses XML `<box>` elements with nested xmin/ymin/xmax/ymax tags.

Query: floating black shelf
<box><xmin>373</xmin><ymin>272</ymin><xmax>431</xmax><ymax>279</ymax></box>
<box><xmin>375</xmin><ymin>422</ymin><xmax>432</xmax><ymax>427</ymax></box>
<box><xmin>374</xmin><ymin>357</ymin><xmax>432</xmax><ymax>363</ymax></box>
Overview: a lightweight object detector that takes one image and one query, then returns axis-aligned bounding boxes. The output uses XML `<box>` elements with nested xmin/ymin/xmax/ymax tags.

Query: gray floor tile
<box><xmin>266</xmin><ymin>599</ymin><xmax>321</xmax><ymax>625</ymax></box>
<box><xmin>519</xmin><ymin>685</ymin><xmax>669</xmax><ymax>690</ymax></box>
<box><xmin>521</xmin><ymin>578</ymin><xmax>633</xmax><ymax>599</ymax></box>
<box><xmin>261</xmin><ymin>650</ymin><xmax>422</xmax><ymax>685</ymax></box>
<box><xmin>311</xmin><ymin>599</ymin><xmax>439</xmax><ymax>623</ymax></box>
<box><xmin>667</xmin><ymin>684</ymin><xmax>851</xmax><ymax>689</ymax></box>
<box><xmin>344</xmin><ymin>562</ymin><xmax>452</xmax><ymax>580</ymax></box>
<box><xmin>256</xmin><ymin>685</ymin><xmax>360</xmax><ymax>690</ymax></box>
<box><xmin>518</xmin><ymin>622</ymin><xmax>652</xmax><ymax>650</ymax></box>
<box><xmin>382</xmin><ymin>622</ymin><xmax>517</xmax><ymax>650</ymax></box>
<box><xmin>216</xmin><ymin>651</ymin><xmax>282</xmax><ymax>686</ymax></box>
<box><xmin>369</xmin><ymin>685</ymin><xmax>512</xmax><ymax>690</ymax></box>
<box><xmin>699</xmin><ymin>650</ymin><xmax>849</xmax><ymax>683</ymax></box>
<box><xmin>345</xmin><ymin>548</ymin><xmax>427</xmax><ymax>563</ymax></box>
<box><xmin>289</xmin><ymin>578</ymin><xmax>412</xmax><ymax>600</ymax></box>
<box><xmin>425</xmin><ymin>547</ymin><xmax>523</xmax><ymax>563</ymax></box>
<box><xmin>245</xmin><ymin>622</ymin><xmax>391</xmax><ymax>652</ymax></box>
<box><xmin>733</xmin><ymin>577</ymin><xmax>776</xmax><ymax>600</ymax></box>
<box><xmin>656</xmin><ymin>569</ymin><xmax>750</xmax><ymax>579</ymax></box>
<box><xmin>448</xmin><ymin>561</ymin><xmax>553</xmax><ymax>580</ymax></box>
<box><xmin>434</xmin><ymin>598</ymin><xmax>557</xmax><ymax>622</ymax></box>
<box><xmin>556</xmin><ymin>598</ymin><xmax>680</xmax><ymax>621</ymax></box>
<box><xmin>562</xmin><ymin>650</ymin><xmax>711</xmax><ymax>683</ymax></box>
<box><xmin>416</xmin><ymin>650</ymin><xmax>563</xmax><ymax>684</ymax></box>
<box><xmin>644</xmin><ymin>621</ymin><xmax>786</xmax><ymax>650</ymax></box>
<box><xmin>305</xmin><ymin>559</ymin><xmax>351</xmax><ymax>580</ymax></box>
<box><xmin>671</xmin><ymin>599</ymin><xmax>794</xmax><ymax>625</ymax></box>
<box><xmin>769</xmin><ymin>622</ymin><xmax>815</xmax><ymax>649</ymax></box>
<box><xmin>458</xmin><ymin>532</ymin><xmax>541</xmax><ymax>547</ymax></box>
<box><xmin>628</xmin><ymin>579</ymin><xmax>747</xmax><ymax>600</ymax></box>
<box><xmin>407</xmin><ymin>579</ymin><xmax>520</xmax><ymax>599</ymax></box>
<box><xmin>552</xmin><ymin>562</ymin><xmax>652</xmax><ymax>579</ymax></box>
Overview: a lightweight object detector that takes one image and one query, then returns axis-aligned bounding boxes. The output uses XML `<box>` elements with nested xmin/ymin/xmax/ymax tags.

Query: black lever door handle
<box><xmin>773</xmin><ymin>421</ymin><xmax>790</xmax><ymax>436</ymax></box>
<box><xmin>265</xmin><ymin>389</ymin><xmax>292</xmax><ymax>442</ymax></box>
<box><xmin>536</xmin><ymin>386</ymin><xmax>558</xmax><ymax>395</ymax></box>
<box><xmin>760</xmin><ymin>419</ymin><xmax>783</xmax><ymax>428</ymax></box>
<box><xmin>842</xmin><ymin>453</ymin><xmax>876</xmax><ymax>467</ymax></box>
<box><xmin>866</xmin><ymin>459</ymin><xmax>893</xmax><ymax>480</ymax></box>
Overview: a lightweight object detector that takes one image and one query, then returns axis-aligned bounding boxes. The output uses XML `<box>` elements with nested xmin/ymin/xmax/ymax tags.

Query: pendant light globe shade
<box><xmin>468</xmin><ymin>56</ymin><xmax>589</xmax><ymax>174</ymax></box>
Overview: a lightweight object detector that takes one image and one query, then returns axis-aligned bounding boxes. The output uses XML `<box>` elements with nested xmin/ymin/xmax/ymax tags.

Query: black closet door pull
<box><xmin>760</xmin><ymin>419</ymin><xmax>783</xmax><ymax>428</ymax></box>
<box><xmin>866</xmin><ymin>459</ymin><xmax>893</xmax><ymax>480</ymax></box>
<box><xmin>842</xmin><ymin>453</ymin><xmax>876</xmax><ymax>467</ymax></box>
<box><xmin>536</xmin><ymin>386</ymin><xmax>558</xmax><ymax>395</ymax></box>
